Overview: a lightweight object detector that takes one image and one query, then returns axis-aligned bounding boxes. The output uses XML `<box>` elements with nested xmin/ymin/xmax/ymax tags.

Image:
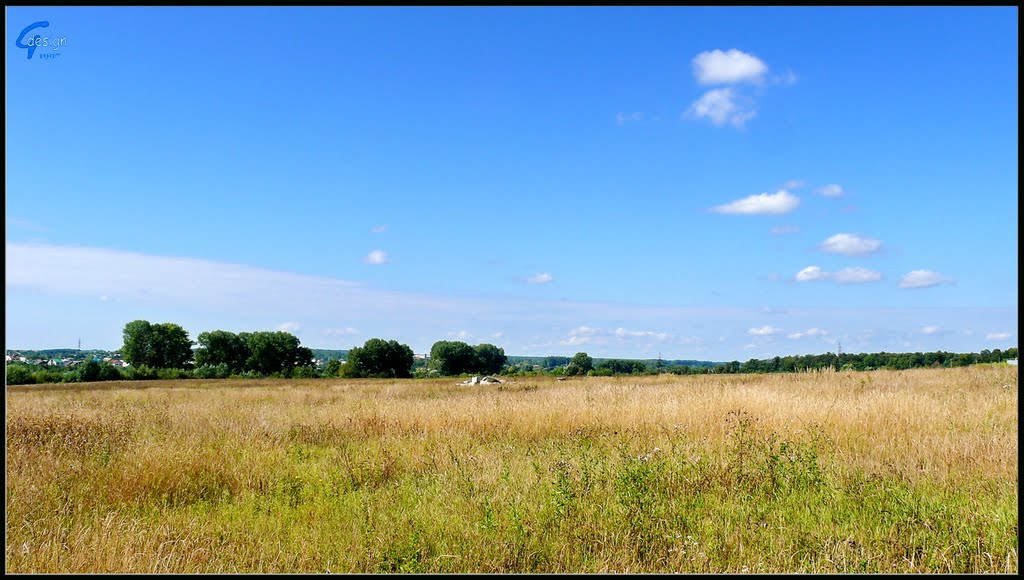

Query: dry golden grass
<box><xmin>5</xmin><ymin>366</ymin><xmax>1017</xmax><ymax>573</ymax></box>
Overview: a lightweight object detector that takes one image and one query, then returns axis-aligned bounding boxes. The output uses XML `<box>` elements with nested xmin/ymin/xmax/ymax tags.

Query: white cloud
<box><xmin>692</xmin><ymin>49</ymin><xmax>768</xmax><ymax>85</ymax></box>
<box><xmin>710</xmin><ymin>190</ymin><xmax>799</xmax><ymax>215</ymax></box>
<box><xmin>748</xmin><ymin>326</ymin><xmax>780</xmax><ymax>336</ymax></box>
<box><xmin>491</xmin><ymin>332</ymin><xmax>504</xmax><ymax>339</ymax></box>
<box><xmin>816</xmin><ymin>184</ymin><xmax>844</xmax><ymax>197</ymax></box>
<box><xmin>921</xmin><ymin>326</ymin><xmax>940</xmax><ymax>335</ymax></box>
<box><xmin>371</xmin><ymin>225</ymin><xmax>388</xmax><ymax>233</ymax></box>
<box><xmin>277</xmin><ymin>321</ymin><xmax>301</xmax><ymax>333</ymax></box>
<box><xmin>783</xmin><ymin>180</ymin><xmax>806</xmax><ymax>189</ymax></box>
<box><xmin>986</xmin><ymin>332</ymin><xmax>1011</xmax><ymax>341</ymax></box>
<box><xmin>526</xmin><ymin>272</ymin><xmax>554</xmax><ymax>285</ymax></box>
<box><xmin>364</xmin><ymin>249</ymin><xmax>389</xmax><ymax>265</ymax></box>
<box><xmin>898</xmin><ymin>270</ymin><xmax>955</xmax><ymax>289</ymax></box>
<box><xmin>787</xmin><ymin>328</ymin><xmax>827</xmax><ymax>339</ymax></box>
<box><xmin>770</xmin><ymin>224</ymin><xmax>800</xmax><ymax>235</ymax></box>
<box><xmin>325</xmin><ymin>327</ymin><xmax>359</xmax><ymax>336</ymax></box>
<box><xmin>613</xmin><ymin>327</ymin><xmax>672</xmax><ymax>341</ymax></box>
<box><xmin>616</xmin><ymin>111</ymin><xmax>644</xmax><ymax>126</ymax></box>
<box><xmin>794</xmin><ymin>265</ymin><xmax>881</xmax><ymax>284</ymax></box>
<box><xmin>820</xmin><ymin>233</ymin><xmax>882</xmax><ymax>255</ymax></box>
<box><xmin>448</xmin><ymin>330</ymin><xmax>472</xmax><ymax>340</ymax></box>
<box><xmin>795</xmin><ymin>266</ymin><xmax>828</xmax><ymax>282</ymax></box>
<box><xmin>686</xmin><ymin>88</ymin><xmax>756</xmax><ymax>128</ymax></box>
<box><xmin>832</xmin><ymin>267</ymin><xmax>882</xmax><ymax>284</ymax></box>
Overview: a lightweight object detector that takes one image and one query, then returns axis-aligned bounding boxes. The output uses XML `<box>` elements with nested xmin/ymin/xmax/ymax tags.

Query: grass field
<box><xmin>5</xmin><ymin>366</ymin><xmax>1018</xmax><ymax>573</ymax></box>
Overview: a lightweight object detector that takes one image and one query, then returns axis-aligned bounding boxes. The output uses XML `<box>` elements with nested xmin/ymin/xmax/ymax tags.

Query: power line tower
<box><xmin>78</xmin><ymin>338</ymin><xmax>81</xmax><ymax>351</ymax></box>
<box><xmin>837</xmin><ymin>341</ymin><xmax>843</xmax><ymax>357</ymax></box>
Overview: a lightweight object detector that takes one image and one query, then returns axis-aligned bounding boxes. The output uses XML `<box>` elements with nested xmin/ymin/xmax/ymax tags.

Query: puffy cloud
<box><xmin>685</xmin><ymin>88</ymin><xmax>756</xmax><ymax>128</ymax></box>
<box><xmin>795</xmin><ymin>266</ymin><xmax>828</xmax><ymax>282</ymax></box>
<box><xmin>898</xmin><ymin>270</ymin><xmax>955</xmax><ymax>289</ymax></box>
<box><xmin>277</xmin><ymin>321</ymin><xmax>301</xmax><ymax>333</ymax></box>
<box><xmin>748</xmin><ymin>325</ymin><xmax>780</xmax><ymax>336</ymax></box>
<box><xmin>526</xmin><ymin>272</ymin><xmax>554</xmax><ymax>285</ymax></box>
<box><xmin>820</xmin><ymin>233</ymin><xmax>882</xmax><ymax>255</ymax></box>
<box><xmin>710</xmin><ymin>190</ymin><xmax>799</xmax><ymax>215</ymax></box>
<box><xmin>920</xmin><ymin>325</ymin><xmax>940</xmax><ymax>335</ymax></box>
<box><xmin>794</xmin><ymin>265</ymin><xmax>882</xmax><ymax>284</ymax></box>
<box><xmin>692</xmin><ymin>49</ymin><xmax>768</xmax><ymax>85</ymax></box>
<box><xmin>364</xmin><ymin>249</ymin><xmax>389</xmax><ymax>265</ymax></box>
<box><xmin>986</xmin><ymin>332</ymin><xmax>1011</xmax><ymax>341</ymax></box>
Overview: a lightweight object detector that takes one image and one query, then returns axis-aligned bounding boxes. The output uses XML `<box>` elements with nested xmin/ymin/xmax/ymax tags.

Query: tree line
<box><xmin>4</xmin><ymin>318</ymin><xmax>1018</xmax><ymax>385</ymax></box>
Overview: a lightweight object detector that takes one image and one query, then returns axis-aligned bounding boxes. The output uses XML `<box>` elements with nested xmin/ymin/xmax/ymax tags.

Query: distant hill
<box><xmin>309</xmin><ymin>349</ymin><xmax>348</xmax><ymax>361</ymax></box>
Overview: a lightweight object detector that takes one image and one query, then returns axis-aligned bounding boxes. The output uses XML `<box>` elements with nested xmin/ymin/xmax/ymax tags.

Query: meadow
<box><xmin>5</xmin><ymin>366</ymin><xmax>1018</xmax><ymax>573</ymax></box>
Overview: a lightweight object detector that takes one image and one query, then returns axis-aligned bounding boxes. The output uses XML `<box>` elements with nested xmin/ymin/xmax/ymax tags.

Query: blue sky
<box><xmin>6</xmin><ymin>6</ymin><xmax>1018</xmax><ymax>360</ymax></box>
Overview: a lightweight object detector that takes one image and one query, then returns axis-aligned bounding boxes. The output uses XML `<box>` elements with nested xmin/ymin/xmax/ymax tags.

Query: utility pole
<box><xmin>837</xmin><ymin>341</ymin><xmax>843</xmax><ymax>357</ymax></box>
<box><xmin>78</xmin><ymin>338</ymin><xmax>81</xmax><ymax>351</ymax></box>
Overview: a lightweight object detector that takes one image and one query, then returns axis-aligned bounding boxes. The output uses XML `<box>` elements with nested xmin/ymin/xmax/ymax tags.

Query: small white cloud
<box><xmin>769</xmin><ymin>224</ymin><xmax>800</xmax><ymax>235</ymax></box>
<box><xmin>526</xmin><ymin>272</ymin><xmax>554</xmax><ymax>285</ymax></box>
<box><xmin>921</xmin><ymin>326</ymin><xmax>941</xmax><ymax>335</ymax></box>
<box><xmin>832</xmin><ymin>267</ymin><xmax>882</xmax><ymax>284</ymax></box>
<box><xmin>686</xmin><ymin>88</ymin><xmax>756</xmax><ymax>128</ymax></box>
<box><xmin>816</xmin><ymin>184</ymin><xmax>844</xmax><ymax>197</ymax></box>
<box><xmin>821</xmin><ymin>233</ymin><xmax>882</xmax><ymax>255</ymax></box>
<box><xmin>325</xmin><ymin>327</ymin><xmax>359</xmax><ymax>336</ymax></box>
<box><xmin>787</xmin><ymin>328</ymin><xmax>827</xmax><ymax>339</ymax></box>
<box><xmin>711</xmin><ymin>190</ymin><xmax>799</xmax><ymax>215</ymax></box>
<box><xmin>448</xmin><ymin>330</ymin><xmax>472</xmax><ymax>340</ymax></box>
<box><xmin>986</xmin><ymin>332</ymin><xmax>1011</xmax><ymax>341</ymax></box>
<box><xmin>371</xmin><ymin>225</ymin><xmax>388</xmax><ymax>233</ymax></box>
<box><xmin>795</xmin><ymin>266</ymin><xmax>828</xmax><ymax>282</ymax></box>
<box><xmin>748</xmin><ymin>325</ymin><xmax>780</xmax><ymax>336</ymax></box>
<box><xmin>692</xmin><ymin>49</ymin><xmax>768</xmax><ymax>85</ymax></box>
<box><xmin>364</xmin><ymin>249</ymin><xmax>389</xmax><ymax>265</ymax></box>
<box><xmin>616</xmin><ymin>111</ymin><xmax>644</xmax><ymax>126</ymax></box>
<box><xmin>783</xmin><ymin>180</ymin><xmax>806</xmax><ymax>189</ymax></box>
<box><xmin>277</xmin><ymin>321</ymin><xmax>301</xmax><ymax>333</ymax></box>
<box><xmin>614</xmin><ymin>327</ymin><xmax>672</xmax><ymax>341</ymax></box>
<box><xmin>898</xmin><ymin>270</ymin><xmax>955</xmax><ymax>289</ymax></box>
<box><xmin>491</xmin><ymin>331</ymin><xmax>504</xmax><ymax>339</ymax></box>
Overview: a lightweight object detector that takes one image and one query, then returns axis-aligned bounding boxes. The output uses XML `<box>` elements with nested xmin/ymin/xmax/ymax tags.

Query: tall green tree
<box><xmin>239</xmin><ymin>331</ymin><xmax>309</xmax><ymax>376</ymax></box>
<box><xmin>429</xmin><ymin>340</ymin><xmax>478</xmax><ymax>376</ymax></box>
<box><xmin>565</xmin><ymin>352</ymin><xmax>594</xmax><ymax>376</ymax></box>
<box><xmin>474</xmin><ymin>343</ymin><xmax>507</xmax><ymax>375</ymax></box>
<box><xmin>343</xmin><ymin>338</ymin><xmax>414</xmax><ymax>378</ymax></box>
<box><xmin>194</xmin><ymin>330</ymin><xmax>250</xmax><ymax>373</ymax></box>
<box><xmin>121</xmin><ymin>320</ymin><xmax>194</xmax><ymax>369</ymax></box>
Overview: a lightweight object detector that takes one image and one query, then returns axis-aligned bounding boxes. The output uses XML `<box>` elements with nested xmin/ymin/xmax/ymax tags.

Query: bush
<box><xmin>6</xmin><ymin>364</ymin><xmax>35</xmax><ymax>385</ymax></box>
<box><xmin>127</xmin><ymin>365</ymin><xmax>158</xmax><ymax>381</ymax></box>
<box><xmin>194</xmin><ymin>363</ymin><xmax>231</xmax><ymax>379</ymax></box>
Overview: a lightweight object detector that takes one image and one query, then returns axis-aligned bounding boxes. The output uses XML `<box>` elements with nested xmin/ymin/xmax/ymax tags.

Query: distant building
<box><xmin>1008</xmin><ymin>359</ymin><xmax>1018</xmax><ymax>366</ymax></box>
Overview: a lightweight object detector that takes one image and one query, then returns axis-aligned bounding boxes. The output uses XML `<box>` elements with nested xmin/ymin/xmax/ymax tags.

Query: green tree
<box><xmin>6</xmin><ymin>364</ymin><xmax>34</xmax><ymax>385</ymax></box>
<box><xmin>429</xmin><ymin>340</ymin><xmax>478</xmax><ymax>376</ymax></box>
<box><xmin>121</xmin><ymin>320</ymin><xmax>194</xmax><ymax>369</ymax></box>
<box><xmin>239</xmin><ymin>331</ymin><xmax>308</xmax><ymax>377</ymax></box>
<box><xmin>344</xmin><ymin>338</ymin><xmax>414</xmax><ymax>378</ymax></box>
<box><xmin>194</xmin><ymin>330</ymin><xmax>249</xmax><ymax>373</ymax></box>
<box><xmin>324</xmin><ymin>358</ymin><xmax>343</xmax><ymax>378</ymax></box>
<box><xmin>474</xmin><ymin>343</ymin><xmax>507</xmax><ymax>375</ymax></box>
<box><xmin>565</xmin><ymin>352</ymin><xmax>594</xmax><ymax>376</ymax></box>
